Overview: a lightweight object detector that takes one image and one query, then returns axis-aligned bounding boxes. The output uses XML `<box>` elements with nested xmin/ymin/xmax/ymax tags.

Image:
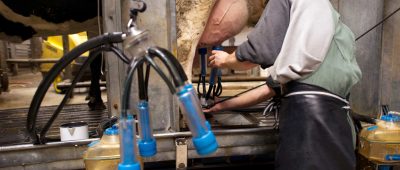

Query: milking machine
<box><xmin>26</xmin><ymin>1</ymin><xmax>218</xmax><ymax>169</ymax></box>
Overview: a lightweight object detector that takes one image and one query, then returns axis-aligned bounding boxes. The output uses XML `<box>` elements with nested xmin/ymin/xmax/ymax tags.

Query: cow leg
<box><xmin>88</xmin><ymin>52</ymin><xmax>106</xmax><ymax>110</ymax></box>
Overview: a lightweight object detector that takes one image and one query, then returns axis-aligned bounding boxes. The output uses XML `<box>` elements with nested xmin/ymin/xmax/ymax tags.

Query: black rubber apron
<box><xmin>275</xmin><ymin>82</ymin><xmax>356</xmax><ymax>170</ymax></box>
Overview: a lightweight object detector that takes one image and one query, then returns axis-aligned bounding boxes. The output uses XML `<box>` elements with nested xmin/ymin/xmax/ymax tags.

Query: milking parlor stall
<box><xmin>1</xmin><ymin>0</ymin><xmax>400</xmax><ymax>169</ymax></box>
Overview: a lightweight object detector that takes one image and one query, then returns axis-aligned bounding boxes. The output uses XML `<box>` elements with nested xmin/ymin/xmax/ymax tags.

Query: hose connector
<box><xmin>137</xmin><ymin>100</ymin><xmax>157</xmax><ymax>157</ymax></box>
<box><xmin>177</xmin><ymin>84</ymin><xmax>218</xmax><ymax>155</ymax></box>
<box><xmin>118</xmin><ymin>117</ymin><xmax>141</xmax><ymax>170</ymax></box>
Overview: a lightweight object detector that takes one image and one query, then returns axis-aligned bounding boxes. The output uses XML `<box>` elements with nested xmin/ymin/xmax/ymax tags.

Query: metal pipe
<box><xmin>154</xmin><ymin>127</ymin><xmax>274</xmax><ymax>138</ymax></box>
<box><xmin>0</xmin><ymin>138</ymin><xmax>98</xmax><ymax>152</ymax></box>
<box><xmin>56</xmin><ymin>81</ymin><xmax>107</xmax><ymax>88</ymax></box>
<box><xmin>6</xmin><ymin>58</ymin><xmax>60</xmax><ymax>63</ymax></box>
<box><xmin>192</xmin><ymin>76</ymin><xmax>266</xmax><ymax>83</ymax></box>
<box><xmin>0</xmin><ymin>127</ymin><xmax>274</xmax><ymax>152</ymax></box>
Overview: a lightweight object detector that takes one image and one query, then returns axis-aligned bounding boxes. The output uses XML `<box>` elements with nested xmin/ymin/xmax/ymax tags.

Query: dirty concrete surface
<box><xmin>0</xmin><ymin>68</ymin><xmax>107</xmax><ymax>109</ymax></box>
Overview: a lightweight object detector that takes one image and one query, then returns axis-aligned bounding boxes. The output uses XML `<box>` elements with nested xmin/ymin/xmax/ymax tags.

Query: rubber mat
<box><xmin>0</xmin><ymin>103</ymin><xmax>108</xmax><ymax>146</ymax></box>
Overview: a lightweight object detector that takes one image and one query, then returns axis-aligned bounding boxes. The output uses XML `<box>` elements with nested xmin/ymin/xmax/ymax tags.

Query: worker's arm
<box><xmin>266</xmin><ymin>0</ymin><xmax>335</xmax><ymax>84</ymax></box>
<box><xmin>203</xmin><ymin>84</ymin><xmax>275</xmax><ymax>113</ymax></box>
<box><xmin>235</xmin><ymin>0</ymin><xmax>335</xmax><ymax>85</ymax></box>
<box><xmin>208</xmin><ymin>50</ymin><xmax>258</xmax><ymax>70</ymax></box>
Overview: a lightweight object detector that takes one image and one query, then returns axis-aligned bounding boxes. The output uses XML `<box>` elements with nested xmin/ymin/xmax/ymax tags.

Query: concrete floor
<box><xmin>0</xmin><ymin>68</ymin><xmax>107</xmax><ymax>109</ymax></box>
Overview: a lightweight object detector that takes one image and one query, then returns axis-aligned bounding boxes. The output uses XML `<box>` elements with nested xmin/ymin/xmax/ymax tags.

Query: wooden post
<box><xmin>7</xmin><ymin>42</ymin><xmax>18</xmax><ymax>76</ymax></box>
<box><xmin>30</xmin><ymin>37</ymin><xmax>42</xmax><ymax>73</ymax></box>
<box><xmin>62</xmin><ymin>35</ymin><xmax>72</xmax><ymax>81</ymax></box>
<box><xmin>0</xmin><ymin>41</ymin><xmax>7</xmax><ymax>71</ymax></box>
<box><xmin>102</xmin><ymin>0</ymin><xmax>125</xmax><ymax>117</ymax></box>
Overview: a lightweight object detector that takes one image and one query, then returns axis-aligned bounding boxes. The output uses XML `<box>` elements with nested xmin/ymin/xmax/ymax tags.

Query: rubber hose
<box><xmin>121</xmin><ymin>58</ymin><xmax>146</xmax><ymax>118</ymax></box>
<box><xmin>38</xmin><ymin>48</ymin><xmax>104</xmax><ymax>144</ymax></box>
<box><xmin>137</xmin><ymin>64</ymin><xmax>147</xmax><ymax>100</ymax></box>
<box><xmin>144</xmin><ymin>55</ymin><xmax>176</xmax><ymax>94</ymax></box>
<box><xmin>144</xmin><ymin>63</ymin><xmax>151</xmax><ymax>96</ymax></box>
<box><xmin>147</xmin><ymin>47</ymin><xmax>188</xmax><ymax>87</ymax></box>
<box><xmin>27</xmin><ymin>33</ymin><xmax>125</xmax><ymax>144</ymax></box>
<box><xmin>110</xmin><ymin>45</ymin><xmax>130</xmax><ymax>64</ymax></box>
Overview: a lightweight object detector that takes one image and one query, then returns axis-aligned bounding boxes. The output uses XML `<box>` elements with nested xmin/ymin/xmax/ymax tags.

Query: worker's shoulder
<box><xmin>288</xmin><ymin>0</ymin><xmax>332</xmax><ymax>7</ymax></box>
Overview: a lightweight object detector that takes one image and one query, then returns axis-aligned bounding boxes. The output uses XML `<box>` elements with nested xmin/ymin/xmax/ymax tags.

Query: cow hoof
<box><xmin>88</xmin><ymin>97</ymin><xmax>106</xmax><ymax>111</ymax></box>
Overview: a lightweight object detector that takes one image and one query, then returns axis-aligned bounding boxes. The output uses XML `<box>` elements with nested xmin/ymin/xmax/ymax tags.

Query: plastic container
<box><xmin>177</xmin><ymin>84</ymin><xmax>218</xmax><ymax>155</ymax></box>
<box><xmin>83</xmin><ymin>125</ymin><xmax>120</xmax><ymax>170</ymax></box>
<box><xmin>123</xmin><ymin>26</ymin><xmax>152</xmax><ymax>60</ymax></box>
<box><xmin>60</xmin><ymin>122</ymin><xmax>89</xmax><ymax>141</ymax></box>
<box><xmin>359</xmin><ymin>113</ymin><xmax>400</xmax><ymax>163</ymax></box>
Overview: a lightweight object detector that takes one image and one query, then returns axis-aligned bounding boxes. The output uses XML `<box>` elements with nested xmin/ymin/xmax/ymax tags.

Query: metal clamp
<box><xmin>175</xmin><ymin>138</ymin><xmax>188</xmax><ymax>170</ymax></box>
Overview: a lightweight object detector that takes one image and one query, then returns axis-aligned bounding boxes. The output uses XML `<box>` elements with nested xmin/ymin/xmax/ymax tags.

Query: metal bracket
<box><xmin>175</xmin><ymin>138</ymin><xmax>188</xmax><ymax>170</ymax></box>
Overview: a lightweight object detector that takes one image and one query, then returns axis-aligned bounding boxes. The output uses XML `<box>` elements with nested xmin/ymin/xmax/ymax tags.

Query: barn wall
<box><xmin>337</xmin><ymin>0</ymin><xmax>400</xmax><ymax>116</ymax></box>
<box><xmin>380</xmin><ymin>0</ymin><xmax>400</xmax><ymax>113</ymax></box>
<box><xmin>338</xmin><ymin>0</ymin><xmax>384</xmax><ymax>116</ymax></box>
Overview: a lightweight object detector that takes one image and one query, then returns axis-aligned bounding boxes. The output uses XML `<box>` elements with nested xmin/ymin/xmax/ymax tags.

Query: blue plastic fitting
<box><xmin>118</xmin><ymin>163</ymin><xmax>140</xmax><ymax>170</ymax></box>
<box><xmin>192</xmin><ymin>121</ymin><xmax>218</xmax><ymax>155</ymax></box>
<box><xmin>386</xmin><ymin>154</ymin><xmax>400</xmax><ymax>161</ymax></box>
<box><xmin>177</xmin><ymin>84</ymin><xmax>218</xmax><ymax>155</ymax></box>
<box><xmin>381</xmin><ymin>114</ymin><xmax>400</xmax><ymax>122</ymax></box>
<box><xmin>210</xmin><ymin>45</ymin><xmax>223</xmax><ymax>88</ymax></box>
<box><xmin>209</xmin><ymin>68</ymin><xmax>218</xmax><ymax>85</ymax></box>
<box><xmin>198</xmin><ymin>48</ymin><xmax>207</xmax><ymax>76</ymax></box>
<box><xmin>212</xmin><ymin>46</ymin><xmax>223</xmax><ymax>51</ymax></box>
<box><xmin>104</xmin><ymin>124</ymin><xmax>119</xmax><ymax>135</ymax></box>
<box><xmin>137</xmin><ymin>100</ymin><xmax>157</xmax><ymax>157</ymax></box>
<box><xmin>87</xmin><ymin>140</ymin><xmax>100</xmax><ymax>147</ymax></box>
<box><xmin>118</xmin><ymin>118</ymin><xmax>141</xmax><ymax>170</ymax></box>
<box><xmin>138</xmin><ymin>138</ymin><xmax>157</xmax><ymax>157</ymax></box>
<box><xmin>378</xmin><ymin>165</ymin><xmax>393</xmax><ymax>170</ymax></box>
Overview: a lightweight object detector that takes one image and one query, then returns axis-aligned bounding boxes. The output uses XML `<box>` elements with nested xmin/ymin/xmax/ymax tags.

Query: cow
<box><xmin>176</xmin><ymin>0</ymin><xmax>267</xmax><ymax>81</ymax></box>
<box><xmin>0</xmin><ymin>0</ymin><xmax>266</xmax><ymax>110</ymax></box>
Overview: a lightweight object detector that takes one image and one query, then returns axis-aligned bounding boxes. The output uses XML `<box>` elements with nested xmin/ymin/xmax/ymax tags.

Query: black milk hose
<box><xmin>275</xmin><ymin>82</ymin><xmax>356</xmax><ymax>170</ymax></box>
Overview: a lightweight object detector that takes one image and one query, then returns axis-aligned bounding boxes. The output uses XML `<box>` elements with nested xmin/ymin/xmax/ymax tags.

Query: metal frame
<box><xmin>0</xmin><ymin>127</ymin><xmax>277</xmax><ymax>169</ymax></box>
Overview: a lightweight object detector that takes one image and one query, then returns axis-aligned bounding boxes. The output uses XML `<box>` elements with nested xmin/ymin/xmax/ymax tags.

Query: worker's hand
<box><xmin>203</xmin><ymin>97</ymin><xmax>224</xmax><ymax>113</ymax></box>
<box><xmin>209</xmin><ymin>50</ymin><xmax>233</xmax><ymax>68</ymax></box>
<box><xmin>209</xmin><ymin>50</ymin><xmax>257</xmax><ymax>70</ymax></box>
<box><xmin>203</xmin><ymin>103</ymin><xmax>222</xmax><ymax>113</ymax></box>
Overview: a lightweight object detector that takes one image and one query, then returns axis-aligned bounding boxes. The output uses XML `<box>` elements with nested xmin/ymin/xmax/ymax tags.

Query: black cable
<box><xmin>121</xmin><ymin>50</ymin><xmax>184</xmax><ymax>119</ymax></box>
<box><xmin>144</xmin><ymin>63</ymin><xmax>151</xmax><ymax>99</ymax></box>
<box><xmin>351</xmin><ymin>111</ymin><xmax>377</xmax><ymax>125</ymax></box>
<box><xmin>147</xmin><ymin>47</ymin><xmax>188</xmax><ymax>87</ymax></box>
<box><xmin>137</xmin><ymin>64</ymin><xmax>147</xmax><ymax>100</ymax></box>
<box><xmin>144</xmin><ymin>55</ymin><xmax>176</xmax><ymax>94</ymax></box>
<box><xmin>197</xmin><ymin>76</ymin><xmax>202</xmax><ymax>96</ymax></box>
<box><xmin>39</xmin><ymin>48</ymin><xmax>105</xmax><ymax>143</ymax></box>
<box><xmin>110</xmin><ymin>45</ymin><xmax>131</xmax><ymax>64</ymax></box>
<box><xmin>27</xmin><ymin>32</ymin><xmax>125</xmax><ymax>144</ymax></box>
<box><xmin>356</xmin><ymin>6</ymin><xmax>400</xmax><ymax>41</ymax></box>
<box><xmin>213</xmin><ymin>83</ymin><xmax>266</xmax><ymax>105</ymax></box>
<box><xmin>121</xmin><ymin>58</ymin><xmax>146</xmax><ymax>118</ymax></box>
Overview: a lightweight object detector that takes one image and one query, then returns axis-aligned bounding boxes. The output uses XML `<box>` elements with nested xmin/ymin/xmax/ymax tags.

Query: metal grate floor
<box><xmin>0</xmin><ymin>103</ymin><xmax>108</xmax><ymax>146</ymax></box>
